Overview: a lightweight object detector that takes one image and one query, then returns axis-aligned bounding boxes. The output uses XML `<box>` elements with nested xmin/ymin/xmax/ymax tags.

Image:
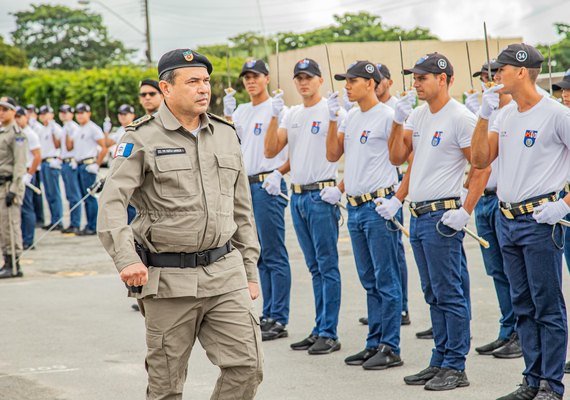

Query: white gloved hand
<box><xmin>223</xmin><ymin>90</ymin><xmax>237</xmax><ymax>117</ymax></box>
<box><xmin>262</xmin><ymin>170</ymin><xmax>282</xmax><ymax>196</ymax></box>
<box><xmin>49</xmin><ymin>158</ymin><xmax>62</xmax><ymax>170</ymax></box>
<box><xmin>103</xmin><ymin>118</ymin><xmax>112</xmax><ymax>134</ymax></box>
<box><xmin>441</xmin><ymin>207</ymin><xmax>470</xmax><ymax>231</ymax></box>
<box><xmin>23</xmin><ymin>173</ymin><xmax>33</xmax><ymax>186</ymax></box>
<box><xmin>460</xmin><ymin>187</ymin><xmax>468</xmax><ymax>205</ymax></box>
<box><xmin>394</xmin><ymin>91</ymin><xmax>416</xmax><ymax>124</ymax></box>
<box><xmin>319</xmin><ymin>186</ymin><xmax>342</xmax><ymax>205</ymax></box>
<box><xmin>70</xmin><ymin>159</ymin><xmax>78</xmax><ymax>170</ymax></box>
<box><xmin>85</xmin><ymin>163</ymin><xmax>99</xmax><ymax>175</ymax></box>
<box><xmin>533</xmin><ymin>200</ymin><xmax>570</xmax><ymax>225</ymax></box>
<box><xmin>479</xmin><ymin>84</ymin><xmax>504</xmax><ymax>119</ymax></box>
<box><xmin>327</xmin><ymin>92</ymin><xmax>341</xmax><ymax>121</ymax></box>
<box><xmin>464</xmin><ymin>91</ymin><xmax>480</xmax><ymax>115</ymax></box>
<box><xmin>374</xmin><ymin>196</ymin><xmax>403</xmax><ymax>220</ymax></box>
<box><xmin>342</xmin><ymin>88</ymin><xmax>354</xmax><ymax>112</ymax></box>
<box><xmin>271</xmin><ymin>91</ymin><xmax>284</xmax><ymax>117</ymax></box>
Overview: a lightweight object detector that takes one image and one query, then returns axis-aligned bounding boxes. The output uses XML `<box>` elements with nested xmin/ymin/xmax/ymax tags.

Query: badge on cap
<box><xmin>524</xmin><ymin>130</ymin><xmax>537</xmax><ymax>147</ymax></box>
<box><xmin>516</xmin><ymin>50</ymin><xmax>528</xmax><ymax>63</ymax></box>
<box><xmin>365</xmin><ymin>64</ymin><xmax>375</xmax><ymax>74</ymax></box>
<box><xmin>431</xmin><ymin>131</ymin><xmax>442</xmax><ymax>147</ymax></box>
<box><xmin>298</xmin><ymin>59</ymin><xmax>310</xmax><ymax>69</ymax></box>
<box><xmin>360</xmin><ymin>130</ymin><xmax>370</xmax><ymax>144</ymax></box>
<box><xmin>416</xmin><ymin>55</ymin><xmax>429</xmax><ymax>65</ymax></box>
<box><xmin>437</xmin><ymin>59</ymin><xmax>447</xmax><ymax>69</ymax></box>
<box><xmin>311</xmin><ymin>121</ymin><xmax>321</xmax><ymax>134</ymax></box>
<box><xmin>246</xmin><ymin>59</ymin><xmax>257</xmax><ymax>68</ymax></box>
<box><xmin>183</xmin><ymin>50</ymin><xmax>194</xmax><ymax>62</ymax></box>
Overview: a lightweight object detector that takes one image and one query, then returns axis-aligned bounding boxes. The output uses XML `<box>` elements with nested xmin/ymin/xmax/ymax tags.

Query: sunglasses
<box><xmin>139</xmin><ymin>91</ymin><xmax>159</xmax><ymax>98</ymax></box>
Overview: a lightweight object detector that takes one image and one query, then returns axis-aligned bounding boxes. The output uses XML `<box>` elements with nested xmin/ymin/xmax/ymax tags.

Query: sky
<box><xmin>0</xmin><ymin>0</ymin><xmax>568</xmax><ymax>63</ymax></box>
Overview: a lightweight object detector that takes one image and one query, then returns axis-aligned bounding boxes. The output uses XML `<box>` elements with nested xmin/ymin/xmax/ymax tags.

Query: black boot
<box><xmin>0</xmin><ymin>255</ymin><xmax>23</xmax><ymax>279</ymax></box>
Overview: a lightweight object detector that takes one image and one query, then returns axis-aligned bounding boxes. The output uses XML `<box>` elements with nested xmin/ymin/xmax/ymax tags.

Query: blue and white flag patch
<box><xmin>115</xmin><ymin>142</ymin><xmax>134</xmax><ymax>158</ymax></box>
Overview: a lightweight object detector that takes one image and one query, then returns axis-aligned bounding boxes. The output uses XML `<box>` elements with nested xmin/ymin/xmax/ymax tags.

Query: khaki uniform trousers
<box><xmin>0</xmin><ymin>185</ymin><xmax>22</xmax><ymax>258</ymax></box>
<box><xmin>140</xmin><ymin>288</ymin><xmax>263</xmax><ymax>400</ymax></box>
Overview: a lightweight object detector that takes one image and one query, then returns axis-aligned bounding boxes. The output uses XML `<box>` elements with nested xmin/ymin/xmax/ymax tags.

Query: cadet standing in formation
<box><xmin>139</xmin><ymin>79</ymin><xmax>163</xmax><ymax>115</ymax></box>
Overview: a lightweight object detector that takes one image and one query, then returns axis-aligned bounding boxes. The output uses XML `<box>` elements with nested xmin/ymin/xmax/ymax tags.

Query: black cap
<box><xmin>75</xmin><ymin>103</ymin><xmax>91</xmax><ymax>113</ymax></box>
<box><xmin>38</xmin><ymin>105</ymin><xmax>54</xmax><ymax>114</ymax></box>
<box><xmin>293</xmin><ymin>58</ymin><xmax>322</xmax><ymax>78</ymax></box>
<box><xmin>59</xmin><ymin>104</ymin><xmax>74</xmax><ymax>113</ymax></box>
<box><xmin>139</xmin><ymin>79</ymin><xmax>161</xmax><ymax>93</ymax></box>
<box><xmin>239</xmin><ymin>59</ymin><xmax>269</xmax><ymax>77</ymax></box>
<box><xmin>26</xmin><ymin>104</ymin><xmax>37</xmax><ymax>113</ymax></box>
<box><xmin>553</xmin><ymin>68</ymin><xmax>570</xmax><ymax>91</ymax></box>
<box><xmin>375</xmin><ymin>63</ymin><xmax>391</xmax><ymax>80</ymax></box>
<box><xmin>473</xmin><ymin>60</ymin><xmax>501</xmax><ymax>78</ymax></box>
<box><xmin>157</xmin><ymin>49</ymin><xmax>213</xmax><ymax>79</ymax></box>
<box><xmin>0</xmin><ymin>97</ymin><xmax>18</xmax><ymax>110</ymax></box>
<box><xmin>118</xmin><ymin>104</ymin><xmax>135</xmax><ymax>114</ymax></box>
<box><xmin>335</xmin><ymin>60</ymin><xmax>382</xmax><ymax>84</ymax></box>
<box><xmin>404</xmin><ymin>53</ymin><xmax>454</xmax><ymax>76</ymax></box>
<box><xmin>15</xmin><ymin>106</ymin><xmax>26</xmax><ymax>116</ymax></box>
<box><xmin>495</xmin><ymin>43</ymin><xmax>544</xmax><ymax>69</ymax></box>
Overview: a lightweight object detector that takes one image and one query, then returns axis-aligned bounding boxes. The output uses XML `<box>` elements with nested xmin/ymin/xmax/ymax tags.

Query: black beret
<box><xmin>38</xmin><ymin>105</ymin><xmax>54</xmax><ymax>114</ymax></box>
<box><xmin>158</xmin><ymin>49</ymin><xmax>213</xmax><ymax>79</ymax></box>
<box><xmin>15</xmin><ymin>106</ymin><xmax>26</xmax><ymax>116</ymax></box>
<box><xmin>118</xmin><ymin>104</ymin><xmax>135</xmax><ymax>114</ymax></box>
<box><xmin>139</xmin><ymin>79</ymin><xmax>161</xmax><ymax>93</ymax></box>
<box><xmin>59</xmin><ymin>104</ymin><xmax>74</xmax><ymax>113</ymax></box>
<box><xmin>75</xmin><ymin>103</ymin><xmax>91</xmax><ymax>113</ymax></box>
<box><xmin>0</xmin><ymin>97</ymin><xmax>18</xmax><ymax>110</ymax></box>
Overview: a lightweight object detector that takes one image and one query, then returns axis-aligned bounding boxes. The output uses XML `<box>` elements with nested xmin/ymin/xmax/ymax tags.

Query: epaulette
<box><xmin>207</xmin><ymin>112</ymin><xmax>235</xmax><ymax>129</ymax></box>
<box><xmin>126</xmin><ymin>114</ymin><xmax>154</xmax><ymax>131</ymax></box>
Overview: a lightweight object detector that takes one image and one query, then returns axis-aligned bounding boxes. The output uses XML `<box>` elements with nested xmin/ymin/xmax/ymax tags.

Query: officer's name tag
<box><xmin>115</xmin><ymin>142</ymin><xmax>134</xmax><ymax>158</ymax></box>
<box><xmin>155</xmin><ymin>148</ymin><xmax>186</xmax><ymax>156</ymax></box>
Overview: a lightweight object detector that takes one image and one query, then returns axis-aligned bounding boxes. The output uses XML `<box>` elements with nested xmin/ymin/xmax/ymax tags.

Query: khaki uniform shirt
<box><xmin>97</xmin><ymin>103</ymin><xmax>260</xmax><ymax>299</ymax></box>
<box><xmin>0</xmin><ymin>121</ymin><xmax>27</xmax><ymax>198</ymax></box>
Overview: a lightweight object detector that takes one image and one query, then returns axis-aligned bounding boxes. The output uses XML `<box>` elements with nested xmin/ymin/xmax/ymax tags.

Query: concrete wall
<box><xmin>268</xmin><ymin>38</ymin><xmax>523</xmax><ymax>105</ymax></box>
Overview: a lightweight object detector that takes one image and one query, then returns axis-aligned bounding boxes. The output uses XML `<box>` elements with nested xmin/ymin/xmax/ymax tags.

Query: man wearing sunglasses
<box><xmin>139</xmin><ymin>79</ymin><xmax>163</xmax><ymax>115</ymax></box>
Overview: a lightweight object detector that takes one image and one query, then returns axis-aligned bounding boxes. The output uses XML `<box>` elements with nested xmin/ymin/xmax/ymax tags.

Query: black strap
<box><xmin>139</xmin><ymin>242</ymin><xmax>232</xmax><ymax>268</ymax></box>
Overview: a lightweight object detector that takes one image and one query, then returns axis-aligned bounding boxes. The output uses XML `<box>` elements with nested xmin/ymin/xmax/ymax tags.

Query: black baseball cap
<box><xmin>473</xmin><ymin>59</ymin><xmax>501</xmax><ymax>78</ymax></box>
<box><xmin>158</xmin><ymin>49</ymin><xmax>213</xmax><ymax>79</ymax></box>
<box><xmin>26</xmin><ymin>104</ymin><xmax>37</xmax><ymax>113</ymax></box>
<box><xmin>38</xmin><ymin>105</ymin><xmax>54</xmax><ymax>114</ymax></box>
<box><xmin>0</xmin><ymin>97</ymin><xmax>18</xmax><ymax>110</ymax></box>
<box><xmin>376</xmin><ymin>63</ymin><xmax>391</xmax><ymax>80</ymax></box>
<box><xmin>552</xmin><ymin>68</ymin><xmax>570</xmax><ymax>91</ymax></box>
<box><xmin>495</xmin><ymin>43</ymin><xmax>544</xmax><ymax>69</ymax></box>
<box><xmin>404</xmin><ymin>53</ymin><xmax>454</xmax><ymax>76</ymax></box>
<box><xmin>239</xmin><ymin>59</ymin><xmax>269</xmax><ymax>77</ymax></box>
<box><xmin>335</xmin><ymin>60</ymin><xmax>382</xmax><ymax>84</ymax></box>
<box><xmin>118</xmin><ymin>104</ymin><xmax>135</xmax><ymax>114</ymax></box>
<box><xmin>75</xmin><ymin>103</ymin><xmax>91</xmax><ymax>113</ymax></box>
<box><xmin>59</xmin><ymin>104</ymin><xmax>74</xmax><ymax>113</ymax></box>
<box><xmin>139</xmin><ymin>79</ymin><xmax>161</xmax><ymax>93</ymax></box>
<box><xmin>293</xmin><ymin>58</ymin><xmax>321</xmax><ymax>78</ymax></box>
<box><xmin>15</xmin><ymin>106</ymin><xmax>26</xmax><ymax>116</ymax></box>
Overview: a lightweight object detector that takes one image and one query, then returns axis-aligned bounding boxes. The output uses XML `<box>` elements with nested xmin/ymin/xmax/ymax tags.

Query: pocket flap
<box><xmin>151</xmin><ymin>226</ymin><xmax>199</xmax><ymax>246</ymax></box>
<box><xmin>146</xmin><ymin>332</ymin><xmax>164</xmax><ymax>349</ymax></box>
<box><xmin>215</xmin><ymin>153</ymin><xmax>241</xmax><ymax>171</ymax></box>
<box><xmin>155</xmin><ymin>155</ymin><xmax>192</xmax><ymax>172</ymax></box>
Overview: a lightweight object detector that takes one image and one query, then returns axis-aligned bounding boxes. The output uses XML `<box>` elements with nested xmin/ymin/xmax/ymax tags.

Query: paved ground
<box><xmin>1</xmin><ymin>198</ymin><xmax>569</xmax><ymax>399</ymax></box>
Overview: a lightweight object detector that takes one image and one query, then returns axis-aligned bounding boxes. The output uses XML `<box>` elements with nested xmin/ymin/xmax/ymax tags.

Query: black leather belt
<box><xmin>78</xmin><ymin>157</ymin><xmax>96</xmax><ymax>165</ymax></box>
<box><xmin>0</xmin><ymin>175</ymin><xmax>13</xmax><ymax>185</ymax></box>
<box><xmin>62</xmin><ymin>157</ymin><xmax>75</xmax><ymax>163</ymax></box>
<box><xmin>42</xmin><ymin>157</ymin><xmax>56</xmax><ymax>163</ymax></box>
<box><xmin>347</xmin><ymin>186</ymin><xmax>394</xmax><ymax>206</ymax></box>
<box><xmin>248</xmin><ymin>171</ymin><xmax>272</xmax><ymax>184</ymax></box>
<box><xmin>291</xmin><ymin>180</ymin><xmax>336</xmax><ymax>194</ymax></box>
<box><xmin>137</xmin><ymin>241</ymin><xmax>232</xmax><ymax>268</ymax></box>
<box><xmin>483</xmin><ymin>189</ymin><xmax>497</xmax><ymax>196</ymax></box>
<box><xmin>409</xmin><ymin>197</ymin><xmax>460</xmax><ymax>217</ymax></box>
<box><xmin>499</xmin><ymin>193</ymin><xmax>557</xmax><ymax>219</ymax></box>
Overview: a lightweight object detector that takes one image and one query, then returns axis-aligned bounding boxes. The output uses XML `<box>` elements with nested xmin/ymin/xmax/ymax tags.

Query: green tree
<box><xmin>0</xmin><ymin>36</ymin><xmax>27</xmax><ymax>67</ymax></box>
<box><xmin>11</xmin><ymin>4</ymin><xmax>134</xmax><ymax>70</ymax></box>
<box><xmin>538</xmin><ymin>23</ymin><xmax>570</xmax><ymax>73</ymax></box>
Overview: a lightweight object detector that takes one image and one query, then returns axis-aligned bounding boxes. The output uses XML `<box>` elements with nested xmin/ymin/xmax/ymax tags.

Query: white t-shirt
<box><xmin>74</xmin><ymin>120</ymin><xmax>104</xmax><ymax>162</ymax></box>
<box><xmin>61</xmin><ymin>120</ymin><xmax>79</xmax><ymax>158</ymax></box>
<box><xmin>491</xmin><ymin>96</ymin><xmax>570</xmax><ymax>203</ymax></box>
<box><xmin>280</xmin><ymin>98</ymin><xmax>346</xmax><ymax>185</ymax></box>
<box><xmin>37</xmin><ymin>121</ymin><xmax>63</xmax><ymax>158</ymax></box>
<box><xmin>23</xmin><ymin>126</ymin><xmax>40</xmax><ymax>169</ymax></box>
<box><xmin>384</xmin><ymin>96</ymin><xmax>398</xmax><ymax>110</ymax></box>
<box><xmin>406</xmin><ymin>99</ymin><xmax>475</xmax><ymax>202</ymax></box>
<box><xmin>233</xmin><ymin>98</ymin><xmax>288</xmax><ymax>176</ymax></box>
<box><xmin>109</xmin><ymin>126</ymin><xmax>127</xmax><ymax>145</ymax></box>
<box><xmin>341</xmin><ymin>103</ymin><xmax>398</xmax><ymax>196</ymax></box>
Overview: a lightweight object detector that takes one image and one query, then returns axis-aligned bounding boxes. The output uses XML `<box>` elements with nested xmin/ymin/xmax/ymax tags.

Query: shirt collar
<box><xmin>158</xmin><ymin>102</ymin><xmax>213</xmax><ymax>135</ymax></box>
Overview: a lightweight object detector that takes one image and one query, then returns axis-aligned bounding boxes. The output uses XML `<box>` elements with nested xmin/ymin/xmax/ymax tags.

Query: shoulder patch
<box><xmin>126</xmin><ymin>114</ymin><xmax>154</xmax><ymax>131</ymax></box>
<box><xmin>207</xmin><ymin>112</ymin><xmax>235</xmax><ymax>129</ymax></box>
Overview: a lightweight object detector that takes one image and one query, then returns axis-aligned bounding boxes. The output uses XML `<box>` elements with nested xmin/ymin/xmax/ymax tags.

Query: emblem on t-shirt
<box><xmin>311</xmin><ymin>121</ymin><xmax>321</xmax><ymax>134</ymax></box>
<box><xmin>253</xmin><ymin>123</ymin><xmax>263</xmax><ymax>135</ymax></box>
<box><xmin>524</xmin><ymin>130</ymin><xmax>537</xmax><ymax>147</ymax></box>
<box><xmin>360</xmin><ymin>130</ymin><xmax>370</xmax><ymax>144</ymax></box>
<box><xmin>431</xmin><ymin>131</ymin><xmax>443</xmax><ymax>146</ymax></box>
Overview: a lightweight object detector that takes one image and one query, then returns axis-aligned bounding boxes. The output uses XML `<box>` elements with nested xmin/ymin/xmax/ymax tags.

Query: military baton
<box><xmin>224</xmin><ymin>45</ymin><xmax>235</xmax><ymax>95</ymax></box>
<box><xmin>324</xmin><ymin>43</ymin><xmax>336</xmax><ymax>93</ymax></box>
<box><xmin>278</xmin><ymin>192</ymin><xmax>290</xmax><ymax>202</ymax></box>
<box><xmin>391</xmin><ymin>218</ymin><xmax>410</xmax><ymax>238</ymax></box>
<box><xmin>558</xmin><ymin>219</ymin><xmax>570</xmax><ymax>228</ymax></box>
<box><xmin>398</xmin><ymin>36</ymin><xmax>406</xmax><ymax>94</ymax></box>
<box><xmin>26</xmin><ymin>182</ymin><xmax>41</xmax><ymax>195</ymax></box>
<box><xmin>548</xmin><ymin>45</ymin><xmax>553</xmax><ymax>97</ymax></box>
<box><xmin>463</xmin><ymin>226</ymin><xmax>490</xmax><ymax>249</ymax></box>
<box><xmin>483</xmin><ymin>22</ymin><xmax>495</xmax><ymax>88</ymax></box>
<box><xmin>275</xmin><ymin>38</ymin><xmax>281</xmax><ymax>91</ymax></box>
<box><xmin>465</xmin><ymin>42</ymin><xmax>475</xmax><ymax>93</ymax></box>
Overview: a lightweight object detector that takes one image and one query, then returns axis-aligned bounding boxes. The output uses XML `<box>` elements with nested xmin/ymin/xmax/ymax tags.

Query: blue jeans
<box><xmin>40</xmin><ymin>162</ymin><xmax>63</xmax><ymax>226</ymax></box>
<box><xmin>396</xmin><ymin>212</ymin><xmax>409</xmax><ymax>313</ymax></box>
<box><xmin>127</xmin><ymin>205</ymin><xmax>136</xmax><ymax>224</ymax></box>
<box><xmin>410</xmin><ymin>210</ymin><xmax>470</xmax><ymax>371</ymax></box>
<box><xmin>77</xmin><ymin>164</ymin><xmax>98</xmax><ymax>231</ymax></box>
<box><xmin>474</xmin><ymin>195</ymin><xmax>515</xmax><ymax>340</ymax></box>
<box><xmin>559</xmin><ymin>190</ymin><xmax>570</xmax><ymax>272</ymax></box>
<box><xmin>291</xmin><ymin>190</ymin><xmax>341</xmax><ymax>339</ymax></box>
<box><xmin>347</xmin><ymin>201</ymin><xmax>402</xmax><ymax>352</ymax></box>
<box><xmin>250</xmin><ymin>180</ymin><xmax>291</xmax><ymax>325</ymax></box>
<box><xmin>61</xmin><ymin>162</ymin><xmax>82</xmax><ymax>228</ymax></box>
<box><xmin>498</xmin><ymin>213</ymin><xmax>567</xmax><ymax>396</ymax></box>
<box><xmin>21</xmin><ymin>175</ymin><xmax>37</xmax><ymax>246</ymax></box>
<box><xmin>33</xmin><ymin>170</ymin><xmax>44</xmax><ymax>225</ymax></box>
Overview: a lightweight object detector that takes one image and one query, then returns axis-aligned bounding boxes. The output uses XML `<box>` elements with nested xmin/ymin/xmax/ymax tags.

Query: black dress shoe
<box><xmin>42</xmin><ymin>224</ymin><xmax>63</xmax><ymax>231</ymax></box>
<box><xmin>496</xmin><ymin>378</ymin><xmax>539</xmax><ymax>400</ymax></box>
<box><xmin>424</xmin><ymin>367</ymin><xmax>469</xmax><ymax>391</ymax></box>
<box><xmin>290</xmin><ymin>334</ymin><xmax>318</xmax><ymax>351</ymax></box>
<box><xmin>404</xmin><ymin>366</ymin><xmax>440</xmax><ymax>385</ymax></box>
<box><xmin>131</xmin><ymin>304</ymin><xmax>140</xmax><ymax>312</ymax></box>
<box><xmin>534</xmin><ymin>380</ymin><xmax>562</xmax><ymax>400</ymax></box>
<box><xmin>493</xmin><ymin>333</ymin><xmax>523</xmax><ymax>359</ymax></box>
<box><xmin>344</xmin><ymin>348</ymin><xmax>377</xmax><ymax>366</ymax></box>
<box><xmin>401</xmin><ymin>311</ymin><xmax>411</xmax><ymax>326</ymax></box>
<box><xmin>262</xmin><ymin>321</ymin><xmax>288</xmax><ymax>341</ymax></box>
<box><xmin>416</xmin><ymin>326</ymin><xmax>433</xmax><ymax>339</ymax></box>
<box><xmin>77</xmin><ymin>228</ymin><xmax>96</xmax><ymax>236</ymax></box>
<box><xmin>565</xmin><ymin>361</ymin><xmax>570</xmax><ymax>374</ymax></box>
<box><xmin>23</xmin><ymin>243</ymin><xmax>35</xmax><ymax>250</ymax></box>
<box><xmin>307</xmin><ymin>337</ymin><xmax>341</xmax><ymax>355</ymax></box>
<box><xmin>475</xmin><ymin>338</ymin><xmax>509</xmax><ymax>355</ymax></box>
<box><xmin>359</xmin><ymin>317</ymin><xmax>368</xmax><ymax>325</ymax></box>
<box><xmin>62</xmin><ymin>226</ymin><xmax>80</xmax><ymax>234</ymax></box>
<box><xmin>362</xmin><ymin>345</ymin><xmax>404</xmax><ymax>370</ymax></box>
<box><xmin>260</xmin><ymin>317</ymin><xmax>274</xmax><ymax>332</ymax></box>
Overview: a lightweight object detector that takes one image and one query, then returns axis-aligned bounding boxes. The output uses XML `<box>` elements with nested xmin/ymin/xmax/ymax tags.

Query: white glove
<box><xmin>319</xmin><ymin>186</ymin><xmax>342</xmax><ymax>205</ymax></box>
<box><xmin>23</xmin><ymin>173</ymin><xmax>33</xmax><ymax>186</ymax></box>
<box><xmin>271</xmin><ymin>91</ymin><xmax>284</xmax><ymax>117</ymax></box>
<box><xmin>441</xmin><ymin>207</ymin><xmax>470</xmax><ymax>231</ymax></box>
<box><xmin>223</xmin><ymin>91</ymin><xmax>236</xmax><ymax>117</ymax></box>
<box><xmin>327</xmin><ymin>92</ymin><xmax>341</xmax><ymax>121</ymax></box>
<box><xmin>460</xmin><ymin>187</ymin><xmax>468</xmax><ymax>205</ymax></box>
<box><xmin>342</xmin><ymin>88</ymin><xmax>354</xmax><ymax>112</ymax></box>
<box><xmin>464</xmin><ymin>91</ymin><xmax>480</xmax><ymax>115</ymax></box>
<box><xmin>262</xmin><ymin>170</ymin><xmax>282</xmax><ymax>196</ymax></box>
<box><xmin>374</xmin><ymin>196</ymin><xmax>403</xmax><ymax>220</ymax></box>
<box><xmin>533</xmin><ymin>200</ymin><xmax>570</xmax><ymax>225</ymax></box>
<box><xmin>394</xmin><ymin>91</ymin><xmax>416</xmax><ymax>124</ymax></box>
<box><xmin>70</xmin><ymin>159</ymin><xmax>78</xmax><ymax>170</ymax></box>
<box><xmin>103</xmin><ymin>118</ymin><xmax>112</xmax><ymax>134</ymax></box>
<box><xmin>479</xmin><ymin>84</ymin><xmax>504</xmax><ymax>119</ymax></box>
<box><xmin>85</xmin><ymin>163</ymin><xmax>99</xmax><ymax>175</ymax></box>
<box><xmin>49</xmin><ymin>158</ymin><xmax>62</xmax><ymax>170</ymax></box>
